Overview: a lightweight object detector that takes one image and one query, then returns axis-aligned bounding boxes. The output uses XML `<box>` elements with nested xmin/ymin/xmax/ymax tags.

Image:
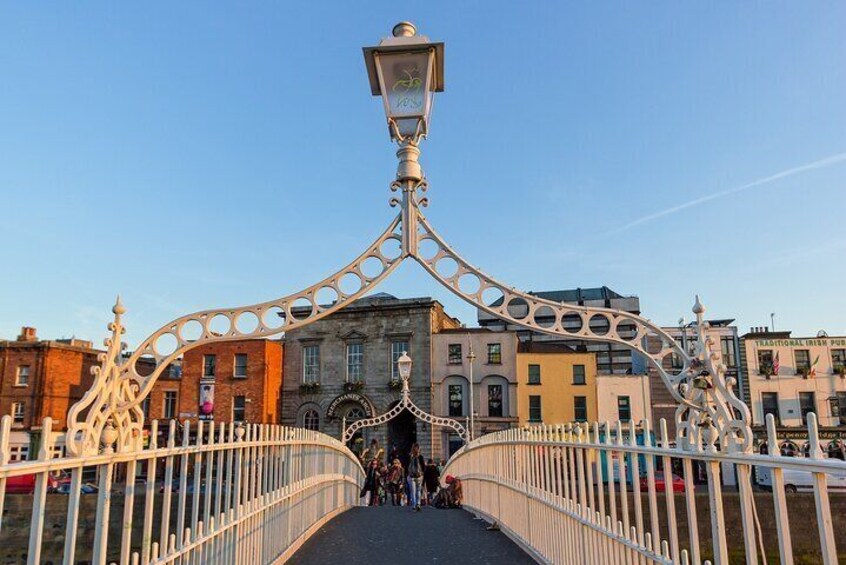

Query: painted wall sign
<box><xmin>755</xmin><ymin>338</ymin><xmax>846</xmax><ymax>348</ymax></box>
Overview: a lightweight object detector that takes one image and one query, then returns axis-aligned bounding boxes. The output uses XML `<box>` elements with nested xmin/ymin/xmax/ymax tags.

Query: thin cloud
<box><xmin>608</xmin><ymin>152</ymin><xmax>846</xmax><ymax>234</ymax></box>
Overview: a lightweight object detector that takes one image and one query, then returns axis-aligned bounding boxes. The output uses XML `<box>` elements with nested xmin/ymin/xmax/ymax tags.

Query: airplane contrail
<box><xmin>608</xmin><ymin>152</ymin><xmax>846</xmax><ymax>234</ymax></box>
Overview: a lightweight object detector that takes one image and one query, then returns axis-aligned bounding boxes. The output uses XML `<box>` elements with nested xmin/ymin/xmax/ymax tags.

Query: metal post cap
<box><xmin>392</xmin><ymin>21</ymin><xmax>417</xmax><ymax>37</ymax></box>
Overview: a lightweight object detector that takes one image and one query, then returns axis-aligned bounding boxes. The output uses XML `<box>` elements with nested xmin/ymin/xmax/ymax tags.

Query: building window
<box><xmin>761</xmin><ymin>392</ymin><xmax>780</xmax><ymax>424</ymax></box>
<box><xmin>799</xmin><ymin>392</ymin><xmax>816</xmax><ymax>425</ymax></box>
<box><xmin>11</xmin><ymin>402</ymin><xmax>24</xmax><ymax>424</ymax></box>
<box><xmin>391</xmin><ymin>341</ymin><xmax>409</xmax><ymax>380</ymax></box>
<box><xmin>487</xmin><ymin>343</ymin><xmax>502</xmax><ymax>364</ymax></box>
<box><xmin>163</xmin><ymin>392</ymin><xmax>177</xmax><ymax>419</ymax></box>
<box><xmin>203</xmin><ymin>355</ymin><xmax>216</xmax><ymax>378</ymax></box>
<box><xmin>141</xmin><ymin>397</ymin><xmax>150</xmax><ymax>419</ymax></box>
<box><xmin>671</xmin><ymin>338</ymin><xmax>685</xmax><ymax>370</ymax></box>
<box><xmin>837</xmin><ymin>393</ymin><xmax>846</xmax><ymax>426</ymax></box>
<box><xmin>448</xmin><ymin>384</ymin><xmax>463</xmax><ymax>417</ymax></box>
<box><xmin>15</xmin><ymin>365</ymin><xmax>30</xmax><ymax>386</ymax></box>
<box><xmin>833</xmin><ymin>349</ymin><xmax>846</xmax><ymax>372</ymax></box>
<box><xmin>8</xmin><ymin>445</ymin><xmax>28</xmax><ymax>462</ymax></box>
<box><xmin>618</xmin><ymin>396</ymin><xmax>631</xmax><ymax>421</ymax></box>
<box><xmin>448</xmin><ymin>344</ymin><xmax>462</xmax><ymax>364</ymax></box>
<box><xmin>346</xmin><ymin>343</ymin><xmax>363</xmax><ymax>382</ymax></box>
<box><xmin>233</xmin><ymin>396</ymin><xmax>246</xmax><ymax>422</ymax></box>
<box><xmin>795</xmin><ymin>350</ymin><xmax>811</xmax><ymax>373</ymax></box>
<box><xmin>757</xmin><ymin>349</ymin><xmax>774</xmax><ymax>374</ymax></box>
<box><xmin>234</xmin><ymin>354</ymin><xmax>248</xmax><ymax>378</ymax></box>
<box><xmin>303</xmin><ymin>409</ymin><xmax>319</xmax><ymax>431</ymax></box>
<box><xmin>168</xmin><ymin>364</ymin><xmax>182</xmax><ymax>379</ymax></box>
<box><xmin>528</xmin><ymin>364</ymin><xmax>541</xmax><ymax>385</ymax></box>
<box><xmin>720</xmin><ymin>337</ymin><xmax>737</xmax><ymax>368</ymax></box>
<box><xmin>488</xmin><ymin>384</ymin><xmax>503</xmax><ymax>417</ymax></box>
<box><xmin>303</xmin><ymin>345</ymin><xmax>320</xmax><ymax>383</ymax></box>
<box><xmin>529</xmin><ymin>396</ymin><xmax>542</xmax><ymax>423</ymax></box>
<box><xmin>573</xmin><ymin>365</ymin><xmax>586</xmax><ymax>385</ymax></box>
<box><xmin>574</xmin><ymin>396</ymin><xmax>587</xmax><ymax>422</ymax></box>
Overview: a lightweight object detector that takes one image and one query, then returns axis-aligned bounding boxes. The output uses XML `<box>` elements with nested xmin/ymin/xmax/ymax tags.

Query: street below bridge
<box><xmin>288</xmin><ymin>506</ymin><xmax>536</xmax><ymax>564</ymax></box>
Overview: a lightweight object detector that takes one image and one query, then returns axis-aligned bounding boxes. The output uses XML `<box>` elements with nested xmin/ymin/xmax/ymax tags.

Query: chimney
<box><xmin>17</xmin><ymin>327</ymin><xmax>37</xmax><ymax>342</ymax></box>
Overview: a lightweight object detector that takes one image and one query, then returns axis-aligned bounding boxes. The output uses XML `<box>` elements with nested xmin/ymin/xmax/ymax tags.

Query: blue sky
<box><xmin>1</xmin><ymin>2</ymin><xmax>845</xmax><ymax>346</ymax></box>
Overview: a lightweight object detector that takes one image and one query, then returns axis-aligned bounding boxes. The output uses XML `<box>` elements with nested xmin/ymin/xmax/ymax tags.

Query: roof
<box><xmin>488</xmin><ymin>286</ymin><xmax>635</xmax><ymax>307</ymax></box>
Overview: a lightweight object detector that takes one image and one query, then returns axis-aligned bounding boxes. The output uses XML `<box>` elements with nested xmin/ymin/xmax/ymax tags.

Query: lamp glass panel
<box><xmin>378</xmin><ymin>51</ymin><xmax>433</xmax><ymax>120</ymax></box>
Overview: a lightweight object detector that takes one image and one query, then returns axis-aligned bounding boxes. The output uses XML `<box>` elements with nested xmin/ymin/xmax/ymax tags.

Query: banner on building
<box><xmin>199</xmin><ymin>380</ymin><xmax>215</xmax><ymax>421</ymax></box>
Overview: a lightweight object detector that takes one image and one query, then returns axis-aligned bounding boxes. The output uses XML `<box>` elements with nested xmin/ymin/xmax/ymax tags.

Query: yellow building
<box><xmin>517</xmin><ymin>343</ymin><xmax>598</xmax><ymax>425</ymax></box>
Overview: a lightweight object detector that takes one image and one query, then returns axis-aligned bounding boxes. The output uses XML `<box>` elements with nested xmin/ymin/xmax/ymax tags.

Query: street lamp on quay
<box><xmin>467</xmin><ymin>348</ymin><xmax>476</xmax><ymax>441</ymax></box>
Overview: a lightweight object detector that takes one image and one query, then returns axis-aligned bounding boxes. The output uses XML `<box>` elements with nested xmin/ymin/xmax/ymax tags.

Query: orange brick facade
<box><xmin>146</xmin><ymin>339</ymin><xmax>283</xmax><ymax>426</ymax></box>
<box><xmin>0</xmin><ymin>333</ymin><xmax>98</xmax><ymax>431</ymax></box>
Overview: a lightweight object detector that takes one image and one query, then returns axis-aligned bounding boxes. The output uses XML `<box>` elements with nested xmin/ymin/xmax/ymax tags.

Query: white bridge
<box><xmin>0</xmin><ymin>21</ymin><xmax>842</xmax><ymax>565</ymax></box>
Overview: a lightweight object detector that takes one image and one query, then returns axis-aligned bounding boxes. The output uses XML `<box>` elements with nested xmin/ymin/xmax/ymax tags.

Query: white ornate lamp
<box><xmin>397</xmin><ymin>351</ymin><xmax>412</xmax><ymax>383</ymax></box>
<box><xmin>363</xmin><ymin>22</ymin><xmax>444</xmax><ymax>144</ymax></box>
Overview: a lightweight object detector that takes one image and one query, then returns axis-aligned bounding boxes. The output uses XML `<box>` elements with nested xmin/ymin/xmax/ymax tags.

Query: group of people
<box><xmin>359</xmin><ymin>439</ymin><xmax>463</xmax><ymax>510</ymax></box>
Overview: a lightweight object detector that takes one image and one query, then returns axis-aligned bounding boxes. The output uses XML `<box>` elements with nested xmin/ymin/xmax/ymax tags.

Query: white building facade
<box><xmin>431</xmin><ymin>328</ymin><xmax>519</xmax><ymax>459</ymax></box>
<box><xmin>596</xmin><ymin>374</ymin><xmax>652</xmax><ymax>425</ymax></box>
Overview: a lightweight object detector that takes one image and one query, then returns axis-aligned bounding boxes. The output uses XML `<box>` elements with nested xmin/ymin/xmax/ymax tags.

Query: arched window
<box><xmin>303</xmin><ymin>409</ymin><xmax>320</xmax><ymax>431</ymax></box>
<box><xmin>346</xmin><ymin>406</ymin><xmax>366</xmax><ymax>421</ymax></box>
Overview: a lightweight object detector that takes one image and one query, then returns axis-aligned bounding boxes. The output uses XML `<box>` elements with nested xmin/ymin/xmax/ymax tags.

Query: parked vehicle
<box><xmin>757</xmin><ymin>466</ymin><xmax>846</xmax><ymax>493</ymax></box>
<box><xmin>4</xmin><ymin>473</ymin><xmax>59</xmax><ymax>494</ymax></box>
<box><xmin>54</xmin><ymin>482</ymin><xmax>98</xmax><ymax>495</ymax></box>
<box><xmin>640</xmin><ymin>472</ymin><xmax>685</xmax><ymax>493</ymax></box>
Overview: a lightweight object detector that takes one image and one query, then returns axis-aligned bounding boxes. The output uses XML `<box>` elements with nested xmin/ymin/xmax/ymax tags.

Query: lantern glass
<box><xmin>397</xmin><ymin>351</ymin><xmax>412</xmax><ymax>380</ymax></box>
<box><xmin>376</xmin><ymin>50</ymin><xmax>434</xmax><ymax>138</ymax></box>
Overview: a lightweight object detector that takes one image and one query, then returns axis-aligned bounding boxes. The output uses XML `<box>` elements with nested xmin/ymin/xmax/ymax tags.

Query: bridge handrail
<box><xmin>0</xmin><ymin>415</ymin><xmax>364</xmax><ymax>565</ymax></box>
<box><xmin>443</xmin><ymin>413</ymin><xmax>844</xmax><ymax>565</ymax></box>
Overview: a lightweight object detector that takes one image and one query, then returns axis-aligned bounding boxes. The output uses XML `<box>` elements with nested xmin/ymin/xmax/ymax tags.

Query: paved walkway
<box><xmin>288</xmin><ymin>506</ymin><xmax>536</xmax><ymax>564</ymax></box>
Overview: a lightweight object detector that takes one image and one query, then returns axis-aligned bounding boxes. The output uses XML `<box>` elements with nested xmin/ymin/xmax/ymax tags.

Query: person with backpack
<box><xmin>386</xmin><ymin>459</ymin><xmax>405</xmax><ymax>506</ymax></box>
<box><xmin>406</xmin><ymin>443</ymin><xmax>425</xmax><ymax>511</ymax></box>
<box><xmin>423</xmin><ymin>458</ymin><xmax>440</xmax><ymax>505</ymax></box>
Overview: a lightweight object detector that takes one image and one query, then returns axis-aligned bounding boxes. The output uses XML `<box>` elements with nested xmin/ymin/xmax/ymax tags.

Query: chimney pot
<box><xmin>17</xmin><ymin>327</ymin><xmax>37</xmax><ymax>342</ymax></box>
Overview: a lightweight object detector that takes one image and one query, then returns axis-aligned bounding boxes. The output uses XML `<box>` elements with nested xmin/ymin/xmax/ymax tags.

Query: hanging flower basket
<box><xmin>299</xmin><ymin>382</ymin><xmax>321</xmax><ymax>394</ymax></box>
<box><xmin>388</xmin><ymin>379</ymin><xmax>403</xmax><ymax>391</ymax></box>
<box><xmin>344</xmin><ymin>380</ymin><xmax>365</xmax><ymax>393</ymax></box>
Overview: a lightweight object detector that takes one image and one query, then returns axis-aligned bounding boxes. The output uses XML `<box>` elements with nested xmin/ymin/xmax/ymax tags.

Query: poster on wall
<box><xmin>199</xmin><ymin>380</ymin><xmax>215</xmax><ymax>420</ymax></box>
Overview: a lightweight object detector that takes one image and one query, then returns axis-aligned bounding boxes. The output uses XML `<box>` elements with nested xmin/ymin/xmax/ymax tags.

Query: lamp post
<box><xmin>397</xmin><ymin>351</ymin><xmax>413</xmax><ymax>393</ymax></box>
<box><xmin>467</xmin><ymin>348</ymin><xmax>476</xmax><ymax>441</ymax></box>
<box><xmin>364</xmin><ymin>22</ymin><xmax>444</xmax><ymax>257</ymax></box>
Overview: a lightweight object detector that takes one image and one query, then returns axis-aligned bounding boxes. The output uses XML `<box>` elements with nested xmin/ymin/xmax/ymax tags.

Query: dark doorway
<box><xmin>387</xmin><ymin>403</ymin><xmax>417</xmax><ymax>468</ymax></box>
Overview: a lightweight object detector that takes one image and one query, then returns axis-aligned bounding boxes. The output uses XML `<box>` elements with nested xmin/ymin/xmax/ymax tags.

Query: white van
<box><xmin>757</xmin><ymin>466</ymin><xmax>846</xmax><ymax>493</ymax></box>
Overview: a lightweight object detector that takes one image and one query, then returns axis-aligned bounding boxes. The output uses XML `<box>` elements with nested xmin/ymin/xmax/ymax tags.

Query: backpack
<box><xmin>409</xmin><ymin>455</ymin><xmax>422</xmax><ymax>478</ymax></box>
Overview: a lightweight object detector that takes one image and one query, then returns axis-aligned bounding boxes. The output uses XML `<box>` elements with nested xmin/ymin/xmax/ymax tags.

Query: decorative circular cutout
<box><xmin>642</xmin><ymin>331</ymin><xmax>664</xmax><ymax>355</ymax></box>
<box><xmin>263</xmin><ymin>306</ymin><xmax>285</xmax><ymax>329</ymax></box>
<box><xmin>380</xmin><ymin>238</ymin><xmax>402</xmax><ymax>261</ymax></box>
<box><xmin>562</xmin><ymin>312</ymin><xmax>583</xmax><ymax>334</ymax></box>
<box><xmin>360</xmin><ymin>256</ymin><xmax>385</xmax><ymax>279</ymax></box>
<box><xmin>506</xmin><ymin>297</ymin><xmax>529</xmax><ymax>320</ymax></box>
<box><xmin>589</xmin><ymin>314</ymin><xmax>610</xmax><ymax>335</ymax></box>
<box><xmin>208</xmin><ymin>314</ymin><xmax>231</xmax><ymax>337</ymax></box>
<box><xmin>235</xmin><ymin>311</ymin><xmax>259</xmax><ymax>334</ymax></box>
<box><xmin>153</xmin><ymin>333</ymin><xmax>178</xmax><ymax>357</ymax></box>
<box><xmin>481</xmin><ymin>286</ymin><xmax>505</xmax><ymax>309</ymax></box>
<box><xmin>339</xmin><ymin>272</ymin><xmax>362</xmax><ymax>295</ymax></box>
<box><xmin>290</xmin><ymin>297</ymin><xmax>314</xmax><ymax>320</ymax></box>
<box><xmin>179</xmin><ymin>320</ymin><xmax>203</xmax><ymax>342</ymax></box>
<box><xmin>617</xmin><ymin>321</ymin><xmax>638</xmax><ymax>341</ymax></box>
<box><xmin>315</xmin><ymin>286</ymin><xmax>339</xmax><ymax>308</ymax></box>
<box><xmin>418</xmin><ymin>238</ymin><xmax>440</xmax><ymax>261</ymax></box>
<box><xmin>458</xmin><ymin>273</ymin><xmax>481</xmax><ymax>295</ymax></box>
<box><xmin>435</xmin><ymin>257</ymin><xmax>459</xmax><ymax>279</ymax></box>
<box><xmin>134</xmin><ymin>353</ymin><xmax>157</xmax><ymax>377</ymax></box>
<box><xmin>533</xmin><ymin>306</ymin><xmax>556</xmax><ymax>328</ymax></box>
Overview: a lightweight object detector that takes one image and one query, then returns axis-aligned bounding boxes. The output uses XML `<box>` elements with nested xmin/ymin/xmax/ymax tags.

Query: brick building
<box><xmin>144</xmin><ymin>338</ymin><xmax>283</xmax><ymax>426</ymax></box>
<box><xmin>0</xmin><ymin>327</ymin><xmax>100</xmax><ymax>459</ymax></box>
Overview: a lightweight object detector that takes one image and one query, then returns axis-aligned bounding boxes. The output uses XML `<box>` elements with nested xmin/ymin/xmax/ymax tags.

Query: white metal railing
<box><xmin>443</xmin><ymin>413</ymin><xmax>846</xmax><ymax>565</ymax></box>
<box><xmin>0</xmin><ymin>415</ymin><xmax>364</xmax><ymax>565</ymax></box>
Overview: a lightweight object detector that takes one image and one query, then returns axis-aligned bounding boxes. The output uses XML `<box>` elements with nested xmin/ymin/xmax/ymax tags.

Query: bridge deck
<box><xmin>288</xmin><ymin>505</ymin><xmax>536</xmax><ymax>564</ymax></box>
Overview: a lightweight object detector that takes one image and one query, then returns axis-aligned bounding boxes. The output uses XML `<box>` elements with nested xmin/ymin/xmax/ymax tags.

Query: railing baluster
<box><xmin>27</xmin><ymin>417</ymin><xmax>54</xmax><ymax>565</ymax></box>
<box><xmin>765</xmin><ymin>414</ymin><xmax>793</xmax><ymax>565</ymax></box>
<box><xmin>160</xmin><ymin>420</ymin><xmax>176</xmax><ymax>555</ymax></box>
<box><xmin>808</xmin><ymin>413</ymin><xmax>838</xmax><ymax>564</ymax></box>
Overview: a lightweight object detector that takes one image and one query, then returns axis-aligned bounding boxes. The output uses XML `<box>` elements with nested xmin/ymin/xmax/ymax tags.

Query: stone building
<box><xmin>143</xmin><ymin>338</ymin><xmax>283</xmax><ymax>427</ymax></box>
<box><xmin>281</xmin><ymin>293</ymin><xmax>459</xmax><ymax>460</ymax></box>
<box><xmin>431</xmin><ymin>327</ymin><xmax>519</xmax><ymax>458</ymax></box>
<box><xmin>0</xmin><ymin>327</ymin><xmax>99</xmax><ymax>459</ymax></box>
